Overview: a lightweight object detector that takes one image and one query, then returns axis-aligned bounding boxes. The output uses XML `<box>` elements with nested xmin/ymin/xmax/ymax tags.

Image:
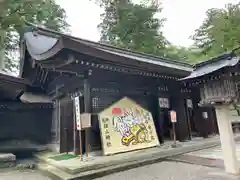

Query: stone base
<box><xmin>0</xmin><ymin>153</ymin><xmax>16</xmax><ymax>168</ymax></box>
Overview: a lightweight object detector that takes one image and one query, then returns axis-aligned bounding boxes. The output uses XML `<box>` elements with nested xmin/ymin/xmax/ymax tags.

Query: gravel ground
<box><xmin>0</xmin><ymin>169</ymin><xmax>51</xmax><ymax>180</ymax></box>
<box><xmin>94</xmin><ymin>161</ymin><xmax>240</xmax><ymax>180</ymax></box>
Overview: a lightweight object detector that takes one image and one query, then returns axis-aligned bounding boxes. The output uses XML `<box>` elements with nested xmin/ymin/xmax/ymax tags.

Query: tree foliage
<box><xmin>0</xmin><ymin>0</ymin><xmax>69</xmax><ymax>73</ymax></box>
<box><xmin>98</xmin><ymin>0</ymin><xmax>168</xmax><ymax>56</ymax></box>
<box><xmin>192</xmin><ymin>3</ymin><xmax>240</xmax><ymax>58</ymax></box>
<box><xmin>96</xmin><ymin>1</ymin><xmax>240</xmax><ymax>64</ymax></box>
<box><xmin>165</xmin><ymin>45</ymin><xmax>209</xmax><ymax>64</ymax></box>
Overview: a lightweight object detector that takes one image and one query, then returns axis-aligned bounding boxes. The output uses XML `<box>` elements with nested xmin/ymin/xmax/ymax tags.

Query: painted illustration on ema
<box><xmin>112</xmin><ymin>107</ymin><xmax>154</xmax><ymax>146</ymax></box>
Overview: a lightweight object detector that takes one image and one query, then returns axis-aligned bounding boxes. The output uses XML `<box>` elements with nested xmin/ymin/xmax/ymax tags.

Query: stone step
<box><xmin>38</xmin><ymin>163</ymin><xmax>74</xmax><ymax>180</ymax></box>
<box><xmin>35</xmin><ymin>135</ymin><xmax>240</xmax><ymax>179</ymax></box>
<box><xmin>0</xmin><ymin>153</ymin><xmax>16</xmax><ymax>168</ymax></box>
<box><xmin>37</xmin><ymin>156</ymin><xmax>168</xmax><ymax>180</ymax></box>
<box><xmin>0</xmin><ymin>140</ymin><xmax>48</xmax><ymax>153</ymax></box>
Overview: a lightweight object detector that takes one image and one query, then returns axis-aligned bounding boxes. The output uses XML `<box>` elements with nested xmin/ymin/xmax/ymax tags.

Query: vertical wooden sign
<box><xmin>74</xmin><ymin>96</ymin><xmax>83</xmax><ymax>160</ymax></box>
<box><xmin>74</xmin><ymin>96</ymin><xmax>81</xmax><ymax>130</ymax></box>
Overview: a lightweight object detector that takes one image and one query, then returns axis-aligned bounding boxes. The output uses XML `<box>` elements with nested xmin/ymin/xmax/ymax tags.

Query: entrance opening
<box><xmin>188</xmin><ymin>108</ymin><xmax>199</xmax><ymax>137</ymax></box>
<box><xmin>185</xmin><ymin>101</ymin><xmax>200</xmax><ymax>139</ymax></box>
<box><xmin>161</xmin><ymin>109</ymin><xmax>172</xmax><ymax>141</ymax></box>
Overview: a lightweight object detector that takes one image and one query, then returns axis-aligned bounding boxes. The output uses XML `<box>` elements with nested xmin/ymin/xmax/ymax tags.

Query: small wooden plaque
<box><xmin>80</xmin><ymin>113</ymin><xmax>91</xmax><ymax>129</ymax></box>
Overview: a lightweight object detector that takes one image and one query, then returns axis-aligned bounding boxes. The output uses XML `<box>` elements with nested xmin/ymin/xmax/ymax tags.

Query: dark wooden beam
<box><xmin>47</xmin><ymin>75</ymin><xmax>84</xmax><ymax>96</ymax></box>
<box><xmin>38</xmin><ymin>54</ymin><xmax>76</xmax><ymax>69</ymax></box>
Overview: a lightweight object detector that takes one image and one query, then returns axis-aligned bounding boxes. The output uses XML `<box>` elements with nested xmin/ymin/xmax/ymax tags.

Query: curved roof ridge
<box><xmin>25</xmin><ymin>21</ymin><xmax>193</xmax><ymax>68</ymax></box>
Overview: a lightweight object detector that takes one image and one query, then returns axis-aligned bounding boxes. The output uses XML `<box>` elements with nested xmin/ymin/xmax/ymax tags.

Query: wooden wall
<box><xmin>47</xmin><ymin>66</ymin><xmax>218</xmax><ymax>153</ymax></box>
<box><xmin>0</xmin><ymin>102</ymin><xmax>53</xmax><ymax>144</ymax></box>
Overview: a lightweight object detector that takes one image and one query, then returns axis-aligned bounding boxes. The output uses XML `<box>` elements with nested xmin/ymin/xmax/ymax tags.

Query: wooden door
<box><xmin>59</xmin><ymin>96</ymin><xmax>74</xmax><ymax>153</ymax></box>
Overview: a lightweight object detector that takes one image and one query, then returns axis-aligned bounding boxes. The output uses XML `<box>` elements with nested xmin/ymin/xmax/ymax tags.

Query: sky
<box><xmin>56</xmin><ymin>0</ymin><xmax>240</xmax><ymax>47</ymax></box>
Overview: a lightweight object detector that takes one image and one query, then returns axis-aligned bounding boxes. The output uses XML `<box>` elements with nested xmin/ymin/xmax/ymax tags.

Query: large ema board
<box><xmin>98</xmin><ymin>97</ymin><xmax>160</xmax><ymax>155</ymax></box>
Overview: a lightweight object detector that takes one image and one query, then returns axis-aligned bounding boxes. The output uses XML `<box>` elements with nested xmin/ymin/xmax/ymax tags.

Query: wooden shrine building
<box><xmin>0</xmin><ymin>70</ymin><xmax>27</xmax><ymax>101</ymax></box>
<box><xmin>181</xmin><ymin>48</ymin><xmax>240</xmax><ymax>174</ymax></box>
<box><xmin>0</xmin><ymin>71</ymin><xmax>52</xmax><ymax>149</ymax></box>
<box><xmin>19</xmin><ymin>24</ymin><xmax>218</xmax><ymax>154</ymax></box>
<box><xmin>181</xmin><ymin>49</ymin><xmax>240</xmax><ymax>128</ymax></box>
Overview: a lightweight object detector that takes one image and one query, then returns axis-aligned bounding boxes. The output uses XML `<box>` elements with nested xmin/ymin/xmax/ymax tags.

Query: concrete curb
<box><xmin>37</xmin><ymin>135</ymin><xmax>240</xmax><ymax>180</ymax></box>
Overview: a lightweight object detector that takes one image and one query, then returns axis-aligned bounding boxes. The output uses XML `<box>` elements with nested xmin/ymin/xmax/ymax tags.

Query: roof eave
<box><xmin>21</xmin><ymin>24</ymin><xmax>193</xmax><ymax>75</ymax></box>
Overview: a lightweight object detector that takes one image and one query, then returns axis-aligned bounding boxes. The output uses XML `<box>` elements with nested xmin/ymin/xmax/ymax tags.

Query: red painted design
<box><xmin>112</xmin><ymin>107</ymin><xmax>122</xmax><ymax>115</ymax></box>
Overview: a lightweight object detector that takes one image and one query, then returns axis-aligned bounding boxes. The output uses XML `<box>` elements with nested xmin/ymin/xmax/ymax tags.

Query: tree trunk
<box><xmin>0</xmin><ymin>29</ymin><xmax>6</xmax><ymax>71</ymax></box>
<box><xmin>0</xmin><ymin>48</ymin><xmax>5</xmax><ymax>70</ymax></box>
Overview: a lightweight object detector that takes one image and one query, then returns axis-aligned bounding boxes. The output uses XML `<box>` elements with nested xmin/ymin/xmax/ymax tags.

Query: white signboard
<box><xmin>159</xmin><ymin>98</ymin><xmax>169</xmax><ymax>108</ymax></box>
<box><xmin>202</xmin><ymin>112</ymin><xmax>208</xmax><ymax>119</ymax></box>
<box><xmin>80</xmin><ymin>113</ymin><xmax>91</xmax><ymax>129</ymax></box>
<box><xmin>74</xmin><ymin>96</ymin><xmax>81</xmax><ymax>130</ymax></box>
<box><xmin>187</xmin><ymin>99</ymin><xmax>193</xmax><ymax>108</ymax></box>
<box><xmin>170</xmin><ymin>110</ymin><xmax>177</xmax><ymax>123</ymax></box>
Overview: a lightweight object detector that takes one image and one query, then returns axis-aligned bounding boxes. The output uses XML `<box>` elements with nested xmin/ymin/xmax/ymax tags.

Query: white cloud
<box><xmin>56</xmin><ymin>0</ymin><xmax>240</xmax><ymax>47</ymax></box>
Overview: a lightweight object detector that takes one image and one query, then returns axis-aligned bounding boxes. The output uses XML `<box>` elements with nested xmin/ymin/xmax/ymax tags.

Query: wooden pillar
<box><xmin>199</xmin><ymin>107</ymin><xmax>209</xmax><ymax>138</ymax></box>
<box><xmin>170</xmin><ymin>84</ymin><xmax>189</xmax><ymax>141</ymax></box>
<box><xmin>191</xmin><ymin>87</ymin><xmax>203</xmax><ymax>137</ymax></box>
<box><xmin>84</xmin><ymin>72</ymin><xmax>92</xmax><ymax>152</ymax></box>
<box><xmin>50</xmin><ymin>98</ymin><xmax>61</xmax><ymax>153</ymax></box>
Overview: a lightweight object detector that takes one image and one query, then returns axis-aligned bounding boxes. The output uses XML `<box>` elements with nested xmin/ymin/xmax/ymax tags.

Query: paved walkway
<box><xmin>93</xmin><ymin>161</ymin><xmax>239</xmax><ymax>180</ymax></box>
<box><xmin>187</xmin><ymin>141</ymin><xmax>240</xmax><ymax>160</ymax></box>
<box><xmin>167</xmin><ymin>140</ymin><xmax>240</xmax><ymax>169</ymax></box>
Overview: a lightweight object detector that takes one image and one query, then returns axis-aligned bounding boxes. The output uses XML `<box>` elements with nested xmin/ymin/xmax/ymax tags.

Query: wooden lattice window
<box><xmin>92</xmin><ymin>96</ymin><xmax>100</xmax><ymax>109</ymax></box>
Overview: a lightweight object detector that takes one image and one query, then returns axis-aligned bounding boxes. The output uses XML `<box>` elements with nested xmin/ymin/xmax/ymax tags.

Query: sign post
<box><xmin>80</xmin><ymin>113</ymin><xmax>91</xmax><ymax>158</ymax></box>
<box><xmin>74</xmin><ymin>96</ymin><xmax>83</xmax><ymax>161</ymax></box>
<box><xmin>170</xmin><ymin>110</ymin><xmax>177</xmax><ymax>148</ymax></box>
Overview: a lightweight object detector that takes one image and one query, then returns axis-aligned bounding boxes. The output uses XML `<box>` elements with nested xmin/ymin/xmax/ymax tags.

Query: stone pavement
<box><xmin>0</xmin><ymin>169</ymin><xmax>51</xmax><ymax>180</ymax></box>
<box><xmin>36</xmin><ymin>135</ymin><xmax>240</xmax><ymax>180</ymax></box>
<box><xmin>93</xmin><ymin>161</ymin><xmax>240</xmax><ymax>180</ymax></box>
<box><xmin>167</xmin><ymin>140</ymin><xmax>240</xmax><ymax>169</ymax></box>
<box><xmin>187</xmin><ymin>141</ymin><xmax>240</xmax><ymax>160</ymax></box>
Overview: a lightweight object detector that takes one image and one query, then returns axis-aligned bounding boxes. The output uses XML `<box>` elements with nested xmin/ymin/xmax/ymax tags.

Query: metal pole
<box><xmin>85</xmin><ymin>128</ymin><xmax>89</xmax><ymax>157</ymax></box>
<box><xmin>172</xmin><ymin>122</ymin><xmax>177</xmax><ymax>148</ymax></box>
<box><xmin>173</xmin><ymin>123</ymin><xmax>176</xmax><ymax>143</ymax></box>
<box><xmin>79</xmin><ymin>130</ymin><xmax>83</xmax><ymax>161</ymax></box>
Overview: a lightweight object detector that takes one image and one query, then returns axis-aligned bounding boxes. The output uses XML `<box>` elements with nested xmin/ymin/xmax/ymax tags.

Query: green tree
<box><xmin>192</xmin><ymin>3</ymin><xmax>240</xmax><ymax>58</ymax></box>
<box><xmin>164</xmin><ymin>45</ymin><xmax>209</xmax><ymax>64</ymax></box>
<box><xmin>0</xmin><ymin>0</ymin><xmax>69</xmax><ymax>73</ymax></box>
<box><xmin>97</xmin><ymin>0</ymin><xmax>168</xmax><ymax>56</ymax></box>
